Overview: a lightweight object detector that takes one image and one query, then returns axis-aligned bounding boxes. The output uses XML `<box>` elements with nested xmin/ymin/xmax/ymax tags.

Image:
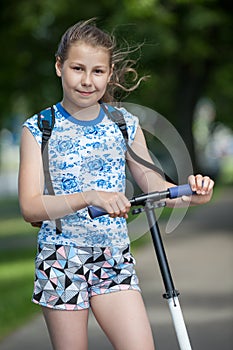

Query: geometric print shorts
<box><xmin>32</xmin><ymin>243</ymin><xmax>141</xmax><ymax>311</ymax></box>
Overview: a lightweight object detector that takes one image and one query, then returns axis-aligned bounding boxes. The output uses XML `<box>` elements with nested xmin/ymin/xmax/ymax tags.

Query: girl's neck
<box><xmin>60</xmin><ymin>102</ymin><xmax>100</xmax><ymax>121</ymax></box>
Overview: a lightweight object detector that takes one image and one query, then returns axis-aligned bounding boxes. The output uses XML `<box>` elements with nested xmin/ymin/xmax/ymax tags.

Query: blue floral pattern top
<box><xmin>23</xmin><ymin>103</ymin><xmax>139</xmax><ymax>247</ymax></box>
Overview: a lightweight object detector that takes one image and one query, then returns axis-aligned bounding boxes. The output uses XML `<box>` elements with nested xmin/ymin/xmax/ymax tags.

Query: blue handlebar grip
<box><xmin>88</xmin><ymin>206</ymin><xmax>107</xmax><ymax>219</ymax></box>
<box><xmin>169</xmin><ymin>184</ymin><xmax>194</xmax><ymax>199</ymax></box>
<box><xmin>88</xmin><ymin>184</ymin><xmax>195</xmax><ymax>219</ymax></box>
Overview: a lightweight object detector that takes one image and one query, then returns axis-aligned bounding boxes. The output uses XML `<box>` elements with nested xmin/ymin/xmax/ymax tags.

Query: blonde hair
<box><xmin>55</xmin><ymin>19</ymin><xmax>149</xmax><ymax>101</ymax></box>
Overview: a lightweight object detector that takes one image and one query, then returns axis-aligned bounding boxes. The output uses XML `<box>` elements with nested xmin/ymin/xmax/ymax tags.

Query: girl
<box><xmin>18</xmin><ymin>19</ymin><xmax>214</xmax><ymax>350</ymax></box>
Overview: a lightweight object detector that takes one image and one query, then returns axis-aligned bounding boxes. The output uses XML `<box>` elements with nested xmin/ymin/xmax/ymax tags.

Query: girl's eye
<box><xmin>95</xmin><ymin>69</ymin><xmax>104</xmax><ymax>74</ymax></box>
<box><xmin>73</xmin><ymin>66</ymin><xmax>83</xmax><ymax>71</ymax></box>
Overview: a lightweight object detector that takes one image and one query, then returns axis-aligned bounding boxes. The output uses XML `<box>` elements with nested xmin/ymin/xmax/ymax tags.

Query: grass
<box><xmin>0</xmin><ymin>196</ymin><xmax>21</xmax><ymax>219</ymax></box>
<box><xmin>0</xmin><ymin>196</ymin><xmax>39</xmax><ymax>341</ymax></box>
<box><xmin>0</xmin><ymin>217</ymin><xmax>38</xmax><ymax>238</ymax></box>
<box><xmin>0</xmin><ymin>249</ymin><xmax>38</xmax><ymax>340</ymax></box>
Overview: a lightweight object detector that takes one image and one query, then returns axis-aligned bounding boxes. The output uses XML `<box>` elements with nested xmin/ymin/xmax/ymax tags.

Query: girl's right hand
<box><xmin>83</xmin><ymin>191</ymin><xmax>131</xmax><ymax>218</ymax></box>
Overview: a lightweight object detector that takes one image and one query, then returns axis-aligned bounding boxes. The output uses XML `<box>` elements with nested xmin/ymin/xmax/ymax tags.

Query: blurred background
<box><xmin>0</xmin><ymin>0</ymin><xmax>232</xmax><ymax>349</ymax></box>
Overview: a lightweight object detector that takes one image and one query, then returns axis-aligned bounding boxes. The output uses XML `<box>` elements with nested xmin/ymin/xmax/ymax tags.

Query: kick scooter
<box><xmin>88</xmin><ymin>184</ymin><xmax>194</xmax><ymax>350</ymax></box>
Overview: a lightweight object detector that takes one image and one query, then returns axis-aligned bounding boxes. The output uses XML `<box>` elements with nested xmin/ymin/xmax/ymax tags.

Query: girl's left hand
<box><xmin>184</xmin><ymin>174</ymin><xmax>214</xmax><ymax>205</ymax></box>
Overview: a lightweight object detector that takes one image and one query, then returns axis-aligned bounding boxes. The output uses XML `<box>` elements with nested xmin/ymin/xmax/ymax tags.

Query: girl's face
<box><xmin>55</xmin><ymin>42</ymin><xmax>113</xmax><ymax>114</ymax></box>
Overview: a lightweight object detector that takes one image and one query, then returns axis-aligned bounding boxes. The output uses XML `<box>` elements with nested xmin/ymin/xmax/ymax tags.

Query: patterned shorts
<box><xmin>32</xmin><ymin>243</ymin><xmax>141</xmax><ymax>310</ymax></box>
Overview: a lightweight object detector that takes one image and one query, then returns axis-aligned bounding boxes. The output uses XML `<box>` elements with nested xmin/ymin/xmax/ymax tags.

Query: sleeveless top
<box><xmin>23</xmin><ymin>102</ymin><xmax>139</xmax><ymax>247</ymax></box>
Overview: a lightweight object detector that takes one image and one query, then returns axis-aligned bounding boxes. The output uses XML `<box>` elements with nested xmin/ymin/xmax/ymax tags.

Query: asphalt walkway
<box><xmin>1</xmin><ymin>188</ymin><xmax>232</xmax><ymax>349</ymax></box>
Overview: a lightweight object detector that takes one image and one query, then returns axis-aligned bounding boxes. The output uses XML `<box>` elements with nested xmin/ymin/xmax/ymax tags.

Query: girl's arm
<box><xmin>127</xmin><ymin>126</ymin><xmax>214</xmax><ymax>207</ymax></box>
<box><xmin>18</xmin><ymin>128</ymin><xmax>130</xmax><ymax>222</ymax></box>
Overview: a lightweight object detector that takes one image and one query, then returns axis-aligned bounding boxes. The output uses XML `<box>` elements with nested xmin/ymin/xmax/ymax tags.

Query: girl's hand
<box><xmin>182</xmin><ymin>174</ymin><xmax>214</xmax><ymax>205</ymax></box>
<box><xmin>83</xmin><ymin>190</ymin><xmax>131</xmax><ymax>218</ymax></box>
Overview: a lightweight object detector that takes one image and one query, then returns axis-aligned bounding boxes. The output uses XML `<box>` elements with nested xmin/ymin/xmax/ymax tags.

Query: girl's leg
<box><xmin>91</xmin><ymin>290</ymin><xmax>155</xmax><ymax>350</ymax></box>
<box><xmin>42</xmin><ymin>307</ymin><xmax>89</xmax><ymax>350</ymax></box>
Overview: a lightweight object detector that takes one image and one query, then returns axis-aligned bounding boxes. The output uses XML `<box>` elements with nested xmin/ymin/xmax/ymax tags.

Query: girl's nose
<box><xmin>81</xmin><ymin>72</ymin><xmax>92</xmax><ymax>86</ymax></box>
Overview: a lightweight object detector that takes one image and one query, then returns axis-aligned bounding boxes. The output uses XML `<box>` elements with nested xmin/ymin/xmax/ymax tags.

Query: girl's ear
<box><xmin>55</xmin><ymin>57</ymin><xmax>62</xmax><ymax>77</ymax></box>
<box><xmin>108</xmin><ymin>64</ymin><xmax>114</xmax><ymax>83</ymax></box>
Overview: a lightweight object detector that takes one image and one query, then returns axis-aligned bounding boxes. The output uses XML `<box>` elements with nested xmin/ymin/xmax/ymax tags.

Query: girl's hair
<box><xmin>55</xmin><ymin>18</ymin><xmax>149</xmax><ymax>102</ymax></box>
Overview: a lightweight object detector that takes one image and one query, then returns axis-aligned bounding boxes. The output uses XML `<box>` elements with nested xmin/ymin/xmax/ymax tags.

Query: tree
<box><xmin>0</xmin><ymin>0</ymin><xmax>115</xmax><ymax>128</ymax></box>
<box><xmin>109</xmin><ymin>0</ymin><xmax>233</xmax><ymax>170</ymax></box>
<box><xmin>0</xmin><ymin>0</ymin><xmax>232</xmax><ymax>173</ymax></box>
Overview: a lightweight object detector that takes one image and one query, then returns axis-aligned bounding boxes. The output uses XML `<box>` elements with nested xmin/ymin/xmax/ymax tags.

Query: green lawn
<box><xmin>0</xmin><ymin>248</ymin><xmax>38</xmax><ymax>339</ymax></box>
<box><xmin>0</xmin><ymin>196</ymin><xmax>39</xmax><ymax>341</ymax></box>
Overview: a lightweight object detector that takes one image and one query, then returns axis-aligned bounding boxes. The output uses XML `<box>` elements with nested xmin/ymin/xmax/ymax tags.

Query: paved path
<box><xmin>1</xmin><ymin>188</ymin><xmax>233</xmax><ymax>349</ymax></box>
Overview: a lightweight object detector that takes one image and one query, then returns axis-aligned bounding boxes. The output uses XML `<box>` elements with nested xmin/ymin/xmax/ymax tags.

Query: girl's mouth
<box><xmin>78</xmin><ymin>90</ymin><xmax>94</xmax><ymax>96</ymax></box>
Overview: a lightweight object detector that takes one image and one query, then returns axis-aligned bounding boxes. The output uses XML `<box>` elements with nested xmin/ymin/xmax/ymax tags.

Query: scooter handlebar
<box><xmin>168</xmin><ymin>184</ymin><xmax>194</xmax><ymax>199</ymax></box>
<box><xmin>87</xmin><ymin>206</ymin><xmax>109</xmax><ymax>219</ymax></box>
<box><xmin>88</xmin><ymin>184</ymin><xmax>195</xmax><ymax>219</ymax></box>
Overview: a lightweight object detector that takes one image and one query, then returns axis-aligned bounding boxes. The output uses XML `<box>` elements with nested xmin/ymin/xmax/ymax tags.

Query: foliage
<box><xmin>0</xmin><ymin>0</ymin><xmax>232</xmax><ymax>169</ymax></box>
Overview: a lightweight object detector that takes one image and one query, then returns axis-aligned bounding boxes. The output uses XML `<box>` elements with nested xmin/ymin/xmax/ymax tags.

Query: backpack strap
<box><xmin>101</xmin><ymin>103</ymin><xmax>174</xmax><ymax>184</ymax></box>
<box><xmin>37</xmin><ymin>106</ymin><xmax>62</xmax><ymax>234</ymax></box>
<box><xmin>37</xmin><ymin>106</ymin><xmax>55</xmax><ymax>153</ymax></box>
